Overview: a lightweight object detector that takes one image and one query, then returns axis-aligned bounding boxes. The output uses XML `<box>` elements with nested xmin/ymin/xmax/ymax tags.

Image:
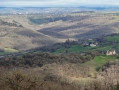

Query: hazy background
<box><xmin>0</xmin><ymin>0</ymin><xmax>119</xmax><ymax>7</ymax></box>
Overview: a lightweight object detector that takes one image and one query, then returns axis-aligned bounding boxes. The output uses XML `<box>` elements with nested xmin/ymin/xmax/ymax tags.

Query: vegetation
<box><xmin>0</xmin><ymin>52</ymin><xmax>119</xmax><ymax>90</ymax></box>
<box><xmin>0</xmin><ymin>10</ymin><xmax>119</xmax><ymax>90</ymax></box>
<box><xmin>53</xmin><ymin>45</ymin><xmax>95</xmax><ymax>54</ymax></box>
<box><xmin>84</xmin><ymin>55</ymin><xmax>119</xmax><ymax>71</ymax></box>
<box><xmin>4</xmin><ymin>48</ymin><xmax>18</xmax><ymax>53</ymax></box>
<box><xmin>43</xmin><ymin>34</ymin><xmax>119</xmax><ymax>54</ymax></box>
<box><xmin>0</xmin><ymin>12</ymin><xmax>119</xmax><ymax>52</ymax></box>
<box><xmin>0</xmin><ymin>48</ymin><xmax>18</xmax><ymax>55</ymax></box>
<box><xmin>0</xmin><ymin>34</ymin><xmax>119</xmax><ymax>89</ymax></box>
<box><xmin>105</xmin><ymin>35</ymin><xmax>119</xmax><ymax>42</ymax></box>
<box><xmin>0</xmin><ymin>51</ymin><xmax>100</xmax><ymax>68</ymax></box>
<box><xmin>0</xmin><ymin>68</ymin><xmax>118</xmax><ymax>90</ymax></box>
<box><xmin>29</xmin><ymin>16</ymin><xmax>72</xmax><ymax>25</ymax></box>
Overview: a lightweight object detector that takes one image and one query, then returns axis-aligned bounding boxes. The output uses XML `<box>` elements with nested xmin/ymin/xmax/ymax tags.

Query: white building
<box><xmin>90</xmin><ymin>44</ymin><xmax>97</xmax><ymax>47</ymax></box>
<box><xmin>106</xmin><ymin>50</ymin><xmax>117</xmax><ymax>56</ymax></box>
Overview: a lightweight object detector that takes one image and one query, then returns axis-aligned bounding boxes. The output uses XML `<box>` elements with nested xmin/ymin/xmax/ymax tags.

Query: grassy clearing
<box><xmin>53</xmin><ymin>47</ymin><xmax>66</xmax><ymax>54</ymax></box>
<box><xmin>0</xmin><ymin>48</ymin><xmax>18</xmax><ymax>55</ymax></box>
<box><xmin>83</xmin><ymin>55</ymin><xmax>119</xmax><ymax>73</ymax></box>
<box><xmin>53</xmin><ymin>45</ymin><xmax>110</xmax><ymax>54</ymax></box>
<box><xmin>4</xmin><ymin>48</ymin><xmax>18</xmax><ymax>53</ymax></box>
<box><xmin>67</xmin><ymin>45</ymin><xmax>91</xmax><ymax>52</ymax></box>
<box><xmin>53</xmin><ymin>45</ymin><xmax>96</xmax><ymax>54</ymax></box>
<box><xmin>95</xmin><ymin>45</ymin><xmax>113</xmax><ymax>51</ymax></box>
<box><xmin>93</xmin><ymin>55</ymin><xmax>118</xmax><ymax>70</ymax></box>
<box><xmin>78</xmin><ymin>55</ymin><xmax>119</xmax><ymax>79</ymax></box>
<box><xmin>105</xmin><ymin>35</ymin><xmax>119</xmax><ymax>42</ymax></box>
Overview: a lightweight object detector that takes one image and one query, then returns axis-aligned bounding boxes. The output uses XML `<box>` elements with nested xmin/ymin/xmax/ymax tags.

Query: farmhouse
<box><xmin>89</xmin><ymin>42</ymin><xmax>98</xmax><ymax>47</ymax></box>
<box><xmin>106</xmin><ymin>49</ymin><xmax>117</xmax><ymax>56</ymax></box>
<box><xmin>90</xmin><ymin>43</ymin><xmax>96</xmax><ymax>47</ymax></box>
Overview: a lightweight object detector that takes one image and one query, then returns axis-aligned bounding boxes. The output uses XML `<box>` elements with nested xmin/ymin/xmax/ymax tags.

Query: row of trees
<box><xmin>0</xmin><ymin>20</ymin><xmax>23</xmax><ymax>27</ymax></box>
<box><xmin>0</xmin><ymin>50</ymin><xmax>102</xmax><ymax>68</ymax></box>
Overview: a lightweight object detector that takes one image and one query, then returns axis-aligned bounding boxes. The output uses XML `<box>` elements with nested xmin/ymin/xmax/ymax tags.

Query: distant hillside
<box><xmin>0</xmin><ymin>16</ymin><xmax>60</xmax><ymax>53</ymax></box>
<box><xmin>37</xmin><ymin>13</ymin><xmax>119</xmax><ymax>39</ymax></box>
<box><xmin>0</xmin><ymin>11</ymin><xmax>119</xmax><ymax>54</ymax></box>
<box><xmin>36</xmin><ymin>33</ymin><xmax>119</xmax><ymax>54</ymax></box>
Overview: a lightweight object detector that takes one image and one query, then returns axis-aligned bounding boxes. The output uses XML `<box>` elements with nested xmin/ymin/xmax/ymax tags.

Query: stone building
<box><xmin>106</xmin><ymin>49</ymin><xmax>117</xmax><ymax>56</ymax></box>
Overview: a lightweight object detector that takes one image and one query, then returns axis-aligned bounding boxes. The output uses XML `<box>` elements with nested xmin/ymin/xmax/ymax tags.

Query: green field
<box><xmin>53</xmin><ymin>34</ymin><xmax>119</xmax><ymax>54</ymax></box>
<box><xmin>53</xmin><ymin>45</ymin><xmax>110</xmax><ymax>54</ymax></box>
<box><xmin>53</xmin><ymin>45</ymin><xmax>96</xmax><ymax>54</ymax></box>
<box><xmin>4</xmin><ymin>48</ymin><xmax>18</xmax><ymax>53</ymax></box>
<box><xmin>80</xmin><ymin>55</ymin><xmax>119</xmax><ymax>77</ymax></box>
<box><xmin>93</xmin><ymin>55</ymin><xmax>118</xmax><ymax>70</ymax></box>
<box><xmin>105</xmin><ymin>35</ymin><xmax>119</xmax><ymax>42</ymax></box>
<box><xmin>0</xmin><ymin>48</ymin><xmax>19</xmax><ymax>55</ymax></box>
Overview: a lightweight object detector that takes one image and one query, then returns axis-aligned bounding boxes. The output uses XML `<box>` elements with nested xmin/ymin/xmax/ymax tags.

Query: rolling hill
<box><xmin>0</xmin><ymin>16</ymin><xmax>61</xmax><ymax>53</ymax></box>
<box><xmin>0</xmin><ymin>10</ymin><xmax>119</xmax><ymax>53</ymax></box>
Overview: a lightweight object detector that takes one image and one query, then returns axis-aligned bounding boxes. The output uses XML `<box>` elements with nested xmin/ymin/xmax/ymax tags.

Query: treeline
<box><xmin>0</xmin><ymin>20</ymin><xmax>23</xmax><ymax>27</ymax></box>
<box><xmin>29</xmin><ymin>15</ymin><xmax>73</xmax><ymax>25</ymax></box>
<box><xmin>0</xmin><ymin>51</ymin><xmax>102</xmax><ymax>68</ymax></box>
<box><xmin>39</xmin><ymin>39</ymin><xmax>78</xmax><ymax>52</ymax></box>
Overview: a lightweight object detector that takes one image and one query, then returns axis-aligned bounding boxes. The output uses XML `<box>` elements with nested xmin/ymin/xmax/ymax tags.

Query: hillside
<box><xmin>0</xmin><ymin>50</ymin><xmax>119</xmax><ymax>90</ymax></box>
<box><xmin>1</xmin><ymin>11</ymin><xmax>119</xmax><ymax>54</ymax></box>
<box><xmin>0</xmin><ymin>16</ymin><xmax>61</xmax><ymax>54</ymax></box>
<box><xmin>37</xmin><ymin>33</ymin><xmax>119</xmax><ymax>54</ymax></box>
<box><xmin>0</xmin><ymin>7</ymin><xmax>119</xmax><ymax>90</ymax></box>
<box><xmin>37</xmin><ymin>12</ymin><xmax>119</xmax><ymax>39</ymax></box>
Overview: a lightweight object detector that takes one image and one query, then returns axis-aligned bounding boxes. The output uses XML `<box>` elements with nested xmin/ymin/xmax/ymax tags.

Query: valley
<box><xmin>0</xmin><ymin>7</ymin><xmax>119</xmax><ymax>90</ymax></box>
<box><xmin>1</xmin><ymin>11</ymin><xmax>119</xmax><ymax>55</ymax></box>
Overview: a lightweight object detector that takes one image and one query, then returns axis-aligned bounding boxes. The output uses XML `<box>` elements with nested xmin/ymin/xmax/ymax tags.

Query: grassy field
<box><xmin>93</xmin><ymin>55</ymin><xmax>118</xmax><ymax>70</ymax></box>
<box><xmin>95</xmin><ymin>45</ymin><xmax>113</xmax><ymax>51</ymax></box>
<box><xmin>4</xmin><ymin>48</ymin><xmax>18</xmax><ymax>53</ymax></box>
<box><xmin>53</xmin><ymin>47</ymin><xmax>66</xmax><ymax>54</ymax></box>
<box><xmin>53</xmin><ymin>45</ymin><xmax>110</xmax><ymax>54</ymax></box>
<box><xmin>79</xmin><ymin>55</ymin><xmax>119</xmax><ymax>78</ymax></box>
<box><xmin>105</xmin><ymin>35</ymin><xmax>119</xmax><ymax>42</ymax></box>
<box><xmin>4</xmin><ymin>48</ymin><xmax>18</xmax><ymax>52</ymax></box>
<box><xmin>53</xmin><ymin>34</ymin><xmax>119</xmax><ymax>54</ymax></box>
<box><xmin>53</xmin><ymin>45</ymin><xmax>96</xmax><ymax>54</ymax></box>
<box><xmin>84</xmin><ymin>55</ymin><xmax>118</xmax><ymax>72</ymax></box>
<box><xmin>0</xmin><ymin>48</ymin><xmax>19</xmax><ymax>55</ymax></box>
<box><xmin>67</xmin><ymin>45</ymin><xmax>91</xmax><ymax>52</ymax></box>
